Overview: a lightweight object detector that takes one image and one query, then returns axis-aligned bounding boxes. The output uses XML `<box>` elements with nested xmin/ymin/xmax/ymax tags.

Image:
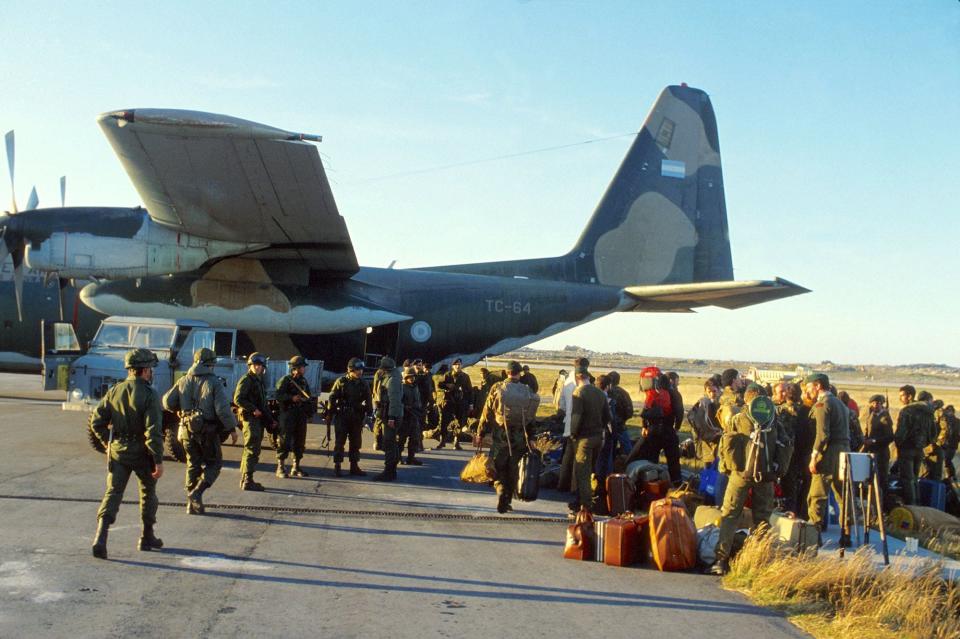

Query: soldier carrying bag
<box><xmin>177</xmin><ymin>378</ymin><xmax>206</xmax><ymax>441</ymax></box>
<box><xmin>743</xmin><ymin>395</ymin><xmax>779</xmax><ymax>483</ymax></box>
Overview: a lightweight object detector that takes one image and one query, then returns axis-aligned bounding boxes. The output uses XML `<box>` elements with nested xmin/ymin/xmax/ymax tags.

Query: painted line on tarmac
<box><xmin>0</xmin><ymin>494</ymin><xmax>567</xmax><ymax>524</ymax></box>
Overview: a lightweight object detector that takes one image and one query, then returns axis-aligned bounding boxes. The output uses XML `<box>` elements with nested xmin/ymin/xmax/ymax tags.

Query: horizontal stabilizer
<box><xmin>622</xmin><ymin>278</ymin><xmax>810</xmax><ymax>312</ymax></box>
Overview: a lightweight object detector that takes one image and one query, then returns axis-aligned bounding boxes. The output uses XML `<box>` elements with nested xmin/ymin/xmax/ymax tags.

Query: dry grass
<box><xmin>724</xmin><ymin>531</ymin><xmax>960</xmax><ymax>639</ymax></box>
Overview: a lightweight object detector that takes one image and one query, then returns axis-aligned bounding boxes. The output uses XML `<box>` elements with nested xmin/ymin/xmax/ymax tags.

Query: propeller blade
<box><xmin>4</xmin><ymin>130</ymin><xmax>15</xmax><ymax>214</ymax></box>
<box><xmin>11</xmin><ymin>245</ymin><xmax>24</xmax><ymax>322</ymax></box>
<box><xmin>60</xmin><ymin>176</ymin><xmax>66</xmax><ymax>207</ymax></box>
<box><xmin>25</xmin><ymin>186</ymin><xmax>38</xmax><ymax>211</ymax></box>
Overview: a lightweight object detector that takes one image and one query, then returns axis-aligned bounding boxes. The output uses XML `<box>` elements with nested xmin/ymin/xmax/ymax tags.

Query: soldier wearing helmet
<box><xmin>233</xmin><ymin>352</ymin><xmax>273</xmax><ymax>491</ymax></box>
<box><xmin>275</xmin><ymin>355</ymin><xmax>316</xmax><ymax>478</ymax></box>
<box><xmin>89</xmin><ymin>348</ymin><xmax>164</xmax><ymax>559</ymax></box>
<box><xmin>162</xmin><ymin>347</ymin><xmax>239</xmax><ymax>514</ymax></box>
<box><xmin>327</xmin><ymin>357</ymin><xmax>372</xmax><ymax>476</ymax></box>
<box><xmin>398</xmin><ymin>366</ymin><xmax>424</xmax><ymax>467</ymax></box>
<box><xmin>372</xmin><ymin>357</ymin><xmax>403</xmax><ymax>482</ymax></box>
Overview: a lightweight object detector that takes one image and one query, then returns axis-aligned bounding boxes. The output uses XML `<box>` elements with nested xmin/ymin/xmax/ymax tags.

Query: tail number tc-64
<box><xmin>485</xmin><ymin>299</ymin><xmax>531</xmax><ymax>315</ymax></box>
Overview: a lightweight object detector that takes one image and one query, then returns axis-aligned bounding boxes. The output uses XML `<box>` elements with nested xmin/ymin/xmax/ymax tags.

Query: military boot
<box><xmin>276</xmin><ymin>461</ymin><xmax>288</xmax><ymax>478</ymax></box>
<box><xmin>187</xmin><ymin>481</ymin><xmax>209</xmax><ymax>515</ymax></box>
<box><xmin>349</xmin><ymin>462</ymin><xmax>366</xmax><ymax>476</ymax></box>
<box><xmin>372</xmin><ymin>470</ymin><xmax>397</xmax><ymax>482</ymax></box>
<box><xmin>454</xmin><ymin>440</ymin><xmax>463</xmax><ymax>451</ymax></box>
<box><xmin>91</xmin><ymin>519</ymin><xmax>109</xmax><ymax>560</ymax></box>
<box><xmin>497</xmin><ymin>494</ymin><xmax>510</xmax><ymax>514</ymax></box>
<box><xmin>138</xmin><ymin>524</ymin><xmax>164</xmax><ymax>551</ymax></box>
<box><xmin>708</xmin><ymin>560</ymin><xmax>729</xmax><ymax>576</ymax></box>
<box><xmin>406</xmin><ymin>454</ymin><xmax>423</xmax><ymax>466</ymax></box>
<box><xmin>334</xmin><ymin>462</ymin><xmax>343</xmax><ymax>477</ymax></box>
<box><xmin>291</xmin><ymin>461</ymin><xmax>309</xmax><ymax>477</ymax></box>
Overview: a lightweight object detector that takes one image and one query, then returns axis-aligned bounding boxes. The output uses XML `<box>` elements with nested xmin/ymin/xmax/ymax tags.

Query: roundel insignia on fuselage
<box><xmin>410</xmin><ymin>321</ymin><xmax>432</xmax><ymax>343</ymax></box>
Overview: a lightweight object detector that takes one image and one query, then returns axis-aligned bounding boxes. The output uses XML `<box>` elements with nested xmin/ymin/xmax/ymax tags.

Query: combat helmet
<box><xmin>194</xmin><ymin>347</ymin><xmax>216</xmax><ymax>365</ymax></box>
<box><xmin>289</xmin><ymin>355</ymin><xmax>307</xmax><ymax>368</ymax></box>
<box><xmin>124</xmin><ymin>348</ymin><xmax>158</xmax><ymax>369</ymax></box>
<box><xmin>347</xmin><ymin>357</ymin><xmax>364</xmax><ymax>371</ymax></box>
<box><xmin>379</xmin><ymin>357</ymin><xmax>396</xmax><ymax>370</ymax></box>
<box><xmin>247</xmin><ymin>352</ymin><xmax>267</xmax><ymax>366</ymax></box>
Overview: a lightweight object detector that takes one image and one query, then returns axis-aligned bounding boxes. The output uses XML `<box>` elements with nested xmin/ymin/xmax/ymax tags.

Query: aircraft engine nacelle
<box><xmin>25</xmin><ymin>212</ymin><xmax>266</xmax><ymax>280</ymax></box>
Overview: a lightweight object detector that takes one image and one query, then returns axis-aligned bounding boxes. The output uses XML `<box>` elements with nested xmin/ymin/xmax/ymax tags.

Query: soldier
<box><xmin>788</xmin><ymin>382</ymin><xmax>814</xmax><ymax>518</ymax></box>
<box><xmin>328</xmin><ymin>357</ymin><xmax>372</xmax><ymax>477</ymax></box>
<box><xmin>372</xmin><ymin>357</ymin><xmax>403</xmax><ymax>482</ymax></box>
<box><xmin>688</xmin><ymin>380</ymin><xmax>723</xmax><ymax>466</ymax></box>
<box><xmin>716</xmin><ymin>368</ymin><xmax>744</xmax><ymax>433</ymax></box>
<box><xmin>568</xmin><ymin>366</ymin><xmax>610</xmax><ymax>515</ymax></box>
<box><xmin>450</xmin><ymin>358</ymin><xmax>473</xmax><ymax>450</ymax></box>
<box><xmin>920</xmin><ymin>392</ymin><xmax>944</xmax><ymax>480</ymax></box>
<box><xmin>398</xmin><ymin>366</ymin><xmax>424</xmax><ymax>466</ymax></box>
<box><xmin>476</xmin><ymin>361</ymin><xmax>540</xmax><ymax>513</ymax></box>
<box><xmin>474</xmin><ymin>367</ymin><xmax>498</xmax><ymax>416</ymax></box>
<box><xmin>275</xmin><ymin>355</ymin><xmax>315</xmax><ymax>478</ymax></box>
<box><xmin>433</xmin><ymin>364</ymin><xmax>453</xmax><ymax>449</ymax></box>
<box><xmin>89</xmin><ymin>348</ymin><xmax>165</xmax><ymax>559</ymax></box>
<box><xmin>709</xmin><ymin>385</ymin><xmax>784</xmax><ymax>575</ymax></box>
<box><xmin>518</xmin><ymin>365</ymin><xmax>539</xmax><ymax>394</ymax></box>
<box><xmin>414</xmin><ymin>360</ymin><xmax>435</xmax><ymax>451</ymax></box>
<box><xmin>666</xmin><ymin>372</ymin><xmax>684</xmax><ymax>431</ymax></box>
<box><xmin>162</xmin><ymin>348</ymin><xmax>239</xmax><ymax>514</ymax></box>
<box><xmin>772</xmin><ymin>382</ymin><xmax>799</xmax><ymax>512</ymax></box>
<box><xmin>607</xmin><ymin>371</ymin><xmax>635</xmax><ymax>456</ymax></box>
<box><xmin>234</xmin><ymin>352</ymin><xmax>273</xmax><ymax>491</ymax></box>
<box><xmin>557</xmin><ymin>357</ymin><xmax>589</xmax><ymax>494</ymax></box>
<box><xmin>805</xmin><ymin>373</ymin><xmax>851</xmax><ymax>539</ymax></box>
<box><xmin>862</xmin><ymin>394</ymin><xmax>894</xmax><ymax>507</ymax></box>
<box><xmin>895</xmin><ymin>385</ymin><xmax>935</xmax><ymax>503</ymax></box>
<box><xmin>941</xmin><ymin>405</ymin><xmax>960</xmax><ymax>481</ymax></box>
<box><xmin>624</xmin><ymin>369</ymin><xmax>681</xmax><ymax>485</ymax></box>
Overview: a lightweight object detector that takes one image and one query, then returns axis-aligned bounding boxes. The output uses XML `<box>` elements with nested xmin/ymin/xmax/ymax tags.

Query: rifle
<box><xmin>322</xmin><ymin>401</ymin><xmax>332</xmax><ymax>449</ymax></box>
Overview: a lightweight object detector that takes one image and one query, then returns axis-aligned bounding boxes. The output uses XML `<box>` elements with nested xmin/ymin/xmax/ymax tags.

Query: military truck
<box><xmin>44</xmin><ymin>316</ymin><xmax>323</xmax><ymax>462</ymax></box>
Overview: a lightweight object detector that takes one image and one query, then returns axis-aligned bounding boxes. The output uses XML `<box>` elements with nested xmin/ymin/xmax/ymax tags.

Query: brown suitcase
<box><xmin>606</xmin><ymin>474</ymin><xmax>636</xmax><ymax>516</ymax></box>
<box><xmin>604</xmin><ymin>516</ymin><xmax>641</xmax><ymax>567</ymax></box>
<box><xmin>649</xmin><ymin>498</ymin><xmax>698</xmax><ymax>571</ymax></box>
<box><xmin>638</xmin><ymin>479</ymin><xmax>671</xmax><ymax>512</ymax></box>
<box><xmin>563</xmin><ymin>507</ymin><xmax>595</xmax><ymax>560</ymax></box>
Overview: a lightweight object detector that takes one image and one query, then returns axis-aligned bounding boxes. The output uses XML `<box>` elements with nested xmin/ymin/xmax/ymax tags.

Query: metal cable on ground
<box><xmin>0</xmin><ymin>494</ymin><xmax>566</xmax><ymax>524</ymax></box>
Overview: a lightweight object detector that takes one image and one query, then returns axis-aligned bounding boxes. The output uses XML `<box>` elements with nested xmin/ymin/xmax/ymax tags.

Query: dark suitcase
<box><xmin>515</xmin><ymin>452</ymin><xmax>542</xmax><ymax>502</ymax></box>
<box><xmin>606</xmin><ymin>473</ymin><xmax>636</xmax><ymax>515</ymax></box>
<box><xmin>919</xmin><ymin>478</ymin><xmax>947</xmax><ymax>511</ymax></box>
<box><xmin>604</xmin><ymin>516</ymin><xmax>640</xmax><ymax>567</ymax></box>
<box><xmin>638</xmin><ymin>479</ymin><xmax>672</xmax><ymax>512</ymax></box>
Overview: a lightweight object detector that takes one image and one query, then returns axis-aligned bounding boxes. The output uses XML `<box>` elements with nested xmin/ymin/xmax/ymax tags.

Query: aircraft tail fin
<box><xmin>571</xmin><ymin>84</ymin><xmax>733</xmax><ymax>287</ymax></box>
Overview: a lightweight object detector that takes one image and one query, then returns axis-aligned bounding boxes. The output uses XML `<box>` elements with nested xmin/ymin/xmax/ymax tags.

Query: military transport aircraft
<box><xmin>0</xmin><ymin>84</ymin><xmax>808</xmax><ymax>375</ymax></box>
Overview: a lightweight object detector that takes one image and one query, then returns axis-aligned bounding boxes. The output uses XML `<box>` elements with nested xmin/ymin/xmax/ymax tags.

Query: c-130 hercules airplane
<box><xmin>0</xmin><ymin>84</ymin><xmax>807</xmax><ymax>375</ymax></box>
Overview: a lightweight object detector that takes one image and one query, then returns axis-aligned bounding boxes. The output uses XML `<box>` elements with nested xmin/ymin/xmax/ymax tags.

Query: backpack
<box><xmin>178</xmin><ymin>377</ymin><xmax>206</xmax><ymax>439</ymax></box>
<box><xmin>743</xmin><ymin>396</ymin><xmax>779</xmax><ymax>483</ymax></box>
<box><xmin>499</xmin><ymin>382</ymin><xmax>535</xmax><ymax>430</ymax></box>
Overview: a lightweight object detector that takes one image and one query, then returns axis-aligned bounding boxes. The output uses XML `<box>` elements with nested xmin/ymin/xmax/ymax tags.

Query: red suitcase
<box><xmin>604</xmin><ymin>516</ymin><xmax>641</xmax><ymax>566</ymax></box>
<box><xmin>606</xmin><ymin>474</ymin><xmax>636</xmax><ymax>516</ymax></box>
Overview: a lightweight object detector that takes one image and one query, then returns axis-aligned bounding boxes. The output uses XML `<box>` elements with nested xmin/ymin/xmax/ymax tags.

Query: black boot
<box><xmin>291</xmin><ymin>461</ymin><xmax>309</xmax><ymax>477</ymax></box>
<box><xmin>349</xmin><ymin>463</ymin><xmax>366</xmax><ymax>476</ymax></box>
<box><xmin>708</xmin><ymin>560</ymin><xmax>729</xmax><ymax>576</ymax></box>
<box><xmin>187</xmin><ymin>481</ymin><xmax>209</xmax><ymax>515</ymax></box>
<box><xmin>276</xmin><ymin>461</ymin><xmax>288</xmax><ymax>478</ymax></box>
<box><xmin>497</xmin><ymin>494</ymin><xmax>510</xmax><ymax>514</ymax></box>
<box><xmin>372</xmin><ymin>470</ymin><xmax>397</xmax><ymax>482</ymax></box>
<box><xmin>91</xmin><ymin>519</ymin><xmax>109</xmax><ymax>559</ymax></box>
<box><xmin>334</xmin><ymin>462</ymin><xmax>343</xmax><ymax>477</ymax></box>
<box><xmin>454</xmin><ymin>441</ymin><xmax>463</xmax><ymax>451</ymax></box>
<box><xmin>138</xmin><ymin>524</ymin><xmax>163</xmax><ymax>551</ymax></box>
<box><xmin>241</xmin><ymin>475</ymin><xmax>265</xmax><ymax>491</ymax></box>
<box><xmin>406</xmin><ymin>454</ymin><xmax>423</xmax><ymax>466</ymax></box>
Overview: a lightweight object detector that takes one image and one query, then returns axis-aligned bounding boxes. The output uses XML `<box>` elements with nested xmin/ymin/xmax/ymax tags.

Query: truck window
<box><xmin>94</xmin><ymin>324</ymin><xmax>132</xmax><ymax>347</ymax></box>
<box><xmin>214</xmin><ymin>331</ymin><xmax>234</xmax><ymax>357</ymax></box>
<box><xmin>132</xmin><ymin>326</ymin><xmax>175</xmax><ymax>349</ymax></box>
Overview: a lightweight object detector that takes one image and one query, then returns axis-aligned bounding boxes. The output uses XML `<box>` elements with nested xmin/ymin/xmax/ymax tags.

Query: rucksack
<box><xmin>743</xmin><ymin>395</ymin><xmax>779</xmax><ymax>483</ymax></box>
<box><xmin>499</xmin><ymin>382</ymin><xmax>536</xmax><ymax>430</ymax></box>
<box><xmin>639</xmin><ymin>366</ymin><xmax>661</xmax><ymax>392</ymax></box>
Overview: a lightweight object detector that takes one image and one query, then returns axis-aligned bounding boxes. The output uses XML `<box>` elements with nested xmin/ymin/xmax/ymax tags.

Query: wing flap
<box><xmin>622</xmin><ymin>278</ymin><xmax>809</xmax><ymax>312</ymax></box>
<box><xmin>98</xmin><ymin>109</ymin><xmax>357</xmax><ymax>276</ymax></box>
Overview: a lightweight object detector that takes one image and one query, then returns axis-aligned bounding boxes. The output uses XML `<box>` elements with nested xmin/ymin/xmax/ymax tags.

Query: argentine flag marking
<box><xmin>661</xmin><ymin>159</ymin><xmax>686</xmax><ymax>179</ymax></box>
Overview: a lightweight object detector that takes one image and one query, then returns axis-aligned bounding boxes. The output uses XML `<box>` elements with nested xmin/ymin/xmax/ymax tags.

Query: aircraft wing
<box><xmin>622</xmin><ymin>278</ymin><xmax>809</xmax><ymax>312</ymax></box>
<box><xmin>97</xmin><ymin>109</ymin><xmax>357</xmax><ymax>276</ymax></box>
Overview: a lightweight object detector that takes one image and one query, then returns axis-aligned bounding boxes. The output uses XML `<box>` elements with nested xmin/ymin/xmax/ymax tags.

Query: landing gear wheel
<box><xmin>86</xmin><ymin>422</ymin><xmax>106</xmax><ymax>454</ymax></box>
<box><xmin>164</xmin><ymin>427</ymin><xmax>186</xmax><ymax>463</ymax></box>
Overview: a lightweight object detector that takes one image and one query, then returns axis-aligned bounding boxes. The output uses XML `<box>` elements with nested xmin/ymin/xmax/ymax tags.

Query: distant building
<box><xmin>745</xmin><ymin>366</ymin><xmax>808</xmax><ymax>385</ymax></box>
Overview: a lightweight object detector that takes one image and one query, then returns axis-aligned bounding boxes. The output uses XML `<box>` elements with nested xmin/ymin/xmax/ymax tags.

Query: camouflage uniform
<box><xmin>234</xmin><ymin>368</ymin><xmax>270</xmax><ymax>488</ymax></box>
<box><xmin>328</xmin><ymin>372</ymin><xmax>372</xmax><ymax>474</ymax></box>
<box><xmin>807</xmin><ymin>391</ymin><xmax>851</xmax><ymax>531</ymax></box>
<box><xmin>372</xmin><ymin>359</ymin><xmax>403</xmax><ymax>481</ymax></box>
<box><xmin>162</xmin><ymin>354</ymin><xmax>237</xmax><ymax>510</ymax></box>
<box><xmin>895</xmin><ymin>401</ymin><xmax>935</xmax><ymax>504</ymax></box>
<box><xmin>275</xmin><ymin>368</ymin><xmax>314</xmax><ymax>475</ymax></box>
<box><xmin>477</xmin><ymin>378</ymin><xmax>540</xmax><ymax>512</ymax></box>
<box><xmin>569</xmin><ymin>382</ymin><xmax>610</xmax><ymax>513</ymax></box>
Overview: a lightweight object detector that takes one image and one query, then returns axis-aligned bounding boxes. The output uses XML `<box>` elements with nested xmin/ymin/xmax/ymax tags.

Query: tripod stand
<box><xmin>839</xmin><ymin>451</ymin><xmax>889</xmax><ymax>565</ymax></box>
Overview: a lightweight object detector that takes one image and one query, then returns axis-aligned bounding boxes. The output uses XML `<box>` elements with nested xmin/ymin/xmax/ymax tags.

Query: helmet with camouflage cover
<box><xmin>379</xmin><ymin>357</ymin><xmax>396</xmax><ymax>370</ymax></box>
<box><xmin>289</xmin><ymin>355</ymin><xmax>307</xmax><ymax>368</ymax></box>
<box><xmin>194</xmin><ymin>347</ymin><xmax>216</xmax><ymax>364</ymax></box>
<box><xmin>347</xmin><ymin>357</ymin><xmax>364</xmax><ymax>371</ymax></box>
<box><xmin>247</xmin><ymin>352</ymin><xmax>267</xmax><ymax>366</ymax></box>
<box><xmin>124</xmin><ymin>348</ymin><xmax>158</xmax><ymax>369</ymax></box>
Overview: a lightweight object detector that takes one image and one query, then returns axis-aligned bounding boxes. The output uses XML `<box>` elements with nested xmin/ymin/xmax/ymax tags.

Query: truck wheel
<box><xmin>164</xmin><ymin>427</ymin><xmax>187</xmax><ymax>463</ymax></box>
<box><xmin>86</xmin><ymin>423</ymin><xmax>106</xmax><ymax>454</ymax></box>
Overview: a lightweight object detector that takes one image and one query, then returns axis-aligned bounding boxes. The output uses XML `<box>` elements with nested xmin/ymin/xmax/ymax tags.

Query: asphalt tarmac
<box><xmin>0</xmin><ymin>375</ymin><xmax>807</xmax><ymax>639</ymax></box>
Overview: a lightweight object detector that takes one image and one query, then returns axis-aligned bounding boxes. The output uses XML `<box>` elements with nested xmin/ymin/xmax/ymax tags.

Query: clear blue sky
<box><xmin>2</xmin><ymin>1</ymin><xmax>958</xmax><ymax>366</ymax></box>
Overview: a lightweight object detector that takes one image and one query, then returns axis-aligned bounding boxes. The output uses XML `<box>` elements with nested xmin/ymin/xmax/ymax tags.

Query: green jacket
<box><xmin>863</xmin><ymin>409</ymin><xmax>894</xmax><ymax>457</ymax></box>
<box><xmin>570</xmin><ymin>383</ymin><xmax>610</xmax><ymax>440</ymax></box>
<box><xmin>276</xmin><ymin>373</ymin><xmax>314</xmax><ymax>427</ymax></box>
<box><xmin>234</xmin><ymin>371</ymin><xmax>268</xmax><ymax>423</ymax></box>
<box><xmin>895</xmin><ymin>401</ymin><xmax>935</xmax><ymax>451</ymax></box>
<box><xmin>373</xmin><ymin>367</ymin><xmax>403</xmax><ymax>420</ymax></box>
<box><xmin>90</xmin><ymin>376</ymin><xmax>164</xmax><ymax>466</ymax></box>
<box><xmin>328</xmin><ymin>374</ymin><xmax>372</xmax><ymax>423</ymax></box>
<box><xmin>478</xmin><ymin>380</ymin><xmax>539</xmax><ymax>457</ymax></box>
<box><xmin>162</xmin><ymin>362</ymin><xmax>237</xmax><ymax>433</ymax></box>
<box><xmin>810</xmin><ymin>391</ymin><xmax>851</xmax><ymax>475</ymax></box>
